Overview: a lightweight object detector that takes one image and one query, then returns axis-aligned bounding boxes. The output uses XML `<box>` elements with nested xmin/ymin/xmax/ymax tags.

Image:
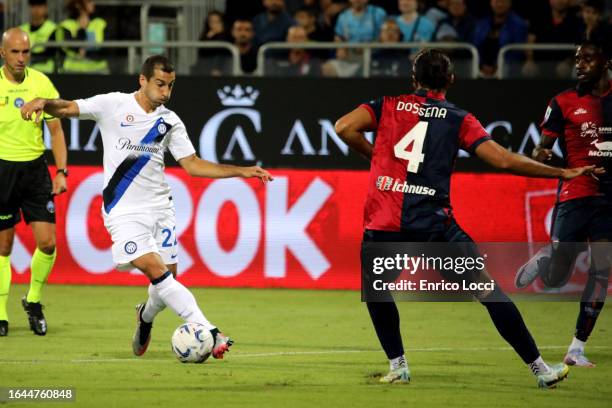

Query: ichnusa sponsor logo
<box><xmin>376</xmin><ymin>176</ymin><xmax>394</xmax><ymax>191</ymax></box>
<box><xmin>376</xmin><ymin>176</ymin><xmax>436</xmax><ymax>196</ymax></box>
<box><xmin>588</xmin><ymin>140</ymin><xmax>612</xmax><ymax>157</ymax></box>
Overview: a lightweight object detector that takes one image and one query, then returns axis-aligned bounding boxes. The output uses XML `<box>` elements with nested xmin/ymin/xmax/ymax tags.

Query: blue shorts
<box><xmin>551</xmin><ymin>196</ymin><xmax>612</xmax><ymax>242</ymax></box>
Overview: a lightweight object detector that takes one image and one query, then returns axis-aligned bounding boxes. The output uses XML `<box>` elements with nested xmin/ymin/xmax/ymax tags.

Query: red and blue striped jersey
<box><xmin>541</xmin><ymin>81</ymin><xmax>612</xmax><ymax>202</ymax></box>
<box><xmin>360</xmin><ymin>89</ymin><xmax>490</xmax><ymax>232</ymax></box>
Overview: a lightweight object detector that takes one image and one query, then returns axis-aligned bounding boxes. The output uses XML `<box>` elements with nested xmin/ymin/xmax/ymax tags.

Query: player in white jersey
<box><xmin>20</xmin><ymin>55</ymin><xmax>272</xmax><ymax>358</ymax></box>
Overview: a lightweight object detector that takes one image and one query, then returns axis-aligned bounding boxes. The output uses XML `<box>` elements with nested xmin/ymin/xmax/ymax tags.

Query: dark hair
<box><xmin>199</xmin><ymin>10</ymin><xmax>226</xmax><ymax>41</ymax></box>
<box><xmin>413</xmin><ymin>48</ymin><xmax>454</xmax><ymax>90</ymax></box>
<box><xmin>233</xmin><ymin>18</ymin><xmax>254</xmax><ymax>27</ymax></box>
<box><xmin>141</xmin><ymin>55</ymin><xmax>175</xmax><ymax>79</ymax></box>
<box><xmin>381</xmin><ymin>18</ymin><xmax>403</xmax><ymax>41</ymax></box>
<box><xmin>579</xmin><ymin>36</ymin><xmax>612</xmax><ymax>60</ymax></box>
<box><xmin>295</xmin><ymin>6</ymin><xmax>317</xmax><ymax>18</ymax></box>
<box><xmin>65</xmin><ymin>0</ymin><xmax>89</xmax><ymax>19</ymax></box>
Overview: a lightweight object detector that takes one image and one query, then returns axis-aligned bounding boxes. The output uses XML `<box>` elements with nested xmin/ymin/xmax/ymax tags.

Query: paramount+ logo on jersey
<box><xmin>376</xmin><ymin>176</ymin><xmax>436</xmax><ymax>196</ymax></box>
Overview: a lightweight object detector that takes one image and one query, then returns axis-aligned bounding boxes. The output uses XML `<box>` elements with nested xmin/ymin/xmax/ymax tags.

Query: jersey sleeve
<box><xmin>75</xmin><ymin>93</ymin><xmax>117</xmax><ymax>121</ymax></box>
<box><xmin>359</xmin><ymin>97</ymin><xmax>384</xmax><ymax>128</ymax></box>
<box><xmin>459</xmin><ymin>113</ymin><xmax>491</xmax><ymax>153</ymax></box>
<box><xmin>168</xmin><ymin>118</ymin><xmax>196</xmax><ymax>161</ymax></box>
<box><xmin>540</xmin><ymin>97</ymin><xmax>564</xmax><ymax>138</ymax></box>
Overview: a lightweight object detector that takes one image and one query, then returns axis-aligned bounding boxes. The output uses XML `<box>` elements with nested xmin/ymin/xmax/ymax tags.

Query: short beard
<box><xmin>576</xmin><ymin>78</ymin><xmax>597</xmax><ymax>95</ymax></box>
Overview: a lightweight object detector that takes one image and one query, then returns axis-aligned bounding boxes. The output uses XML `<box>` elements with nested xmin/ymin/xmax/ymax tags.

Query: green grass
<box><xmin>1</xmin><ymin>284</ymin><xmax>611</xmax><ymax>408</ymax></box>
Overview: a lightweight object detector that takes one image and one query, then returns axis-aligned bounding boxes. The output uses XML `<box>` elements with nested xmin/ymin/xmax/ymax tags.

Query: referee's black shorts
<box><xmin>0</xmin><ymin>156</ymin><xmax>55</xmax><ymax>231</ymax></box>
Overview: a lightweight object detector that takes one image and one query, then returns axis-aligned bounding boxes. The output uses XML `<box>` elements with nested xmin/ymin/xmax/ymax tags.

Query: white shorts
<box><xmin>103</xmin><ymin>207</ymin><xmax>178</xmax><ymax>270</ymax></box>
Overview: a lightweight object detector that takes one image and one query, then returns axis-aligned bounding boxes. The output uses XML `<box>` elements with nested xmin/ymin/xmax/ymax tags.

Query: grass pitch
<box><xmin>1</xmin><ymin>284</ymin><xmax>610</xmax><ymax>408</ymax></box>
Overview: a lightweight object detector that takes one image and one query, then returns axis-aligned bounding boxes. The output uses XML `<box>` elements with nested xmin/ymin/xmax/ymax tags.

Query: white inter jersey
<box><xmin>76</xmin><ymin>92</ymin><xmax>195</xmax><ymax>215</ymax></box>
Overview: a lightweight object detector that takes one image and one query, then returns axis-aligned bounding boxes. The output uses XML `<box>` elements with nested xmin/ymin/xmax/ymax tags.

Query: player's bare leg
<box><xmin>167</xmin><ymin>263</ymin><xmax>177</xmax><ymax>278</ymax></box>
<box><xmin>130</xmin><ymin>252</ymin><xmax>232</xmax><ymax>357</ymax></box>
<box><xmin>0</xmin><ymin>227</ymin><xmax>15</xmax><ymax>336</ymax></box>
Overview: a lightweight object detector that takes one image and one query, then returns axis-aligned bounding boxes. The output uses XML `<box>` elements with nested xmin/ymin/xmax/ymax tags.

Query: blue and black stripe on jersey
<box><xmin>541</xmin><ymin>97</ymin><xmax>565</xmax><ymax>136</ymax></box>
<box><xmin>140</xmin><ymin>117</ymin><xmax>172</xmax><ymax>144</ymax></box>
<box><xmin>365</xmin><ymin>98</ymin><xmax>383</xmax><ymax>125</ymax></box>
<box><xmin>102</xmin><ymin>117</ymin><xmax>172</xmax><ymax>213</ymax></box>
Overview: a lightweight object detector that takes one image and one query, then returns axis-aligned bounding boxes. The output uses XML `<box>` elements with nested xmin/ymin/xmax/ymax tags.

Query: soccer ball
<box><xmin>171</xmin><ymin>323</ymin><xmax>214</xmax><ymax>363</ymax></box>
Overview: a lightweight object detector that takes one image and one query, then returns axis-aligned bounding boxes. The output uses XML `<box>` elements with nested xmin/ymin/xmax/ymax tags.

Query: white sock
<box><xmin>142</xmin><ymin>283</ymin><xmax>166</xmax><ymax>323</ymax></box>
<box><xmin>528</xmin><ymin>356</ymin><xmax>551</xmax><ymax>376</ymax></box>
<box><xmin>569</xmin><ymin>336</ymin><xmax>586</xmax><ymax>352</ymax></box>
<box><xmin>390</xmin><ymin>355</ymin><xmax>408</xmax><ymax>370</ymax></box>
<box><xmin>152</xmin><ymin>272</ymin><xmax>216</xmax><ymax>330</ymax></box>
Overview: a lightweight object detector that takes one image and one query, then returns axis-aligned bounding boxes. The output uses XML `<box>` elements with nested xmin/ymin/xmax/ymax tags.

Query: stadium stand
<box><xmin>2</xmin><ymin>0</ymin><xmax>609</xmax><ymax>77</ymax></box>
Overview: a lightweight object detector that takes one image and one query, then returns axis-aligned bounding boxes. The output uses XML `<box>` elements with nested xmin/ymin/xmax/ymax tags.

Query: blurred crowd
<box><xmin>11</xmin><ymin>0</ymin><xmax>612</xmax><ymax>77</ymax></box>
<box><xmin>212</xmin><ymin>0</ymin><xmax>611</xmax><ymax>77</ymax></box>
<box><xmin>17</xmin><ymin>0</ymin><xmax>112</xmax><ymax>74</ymax></box>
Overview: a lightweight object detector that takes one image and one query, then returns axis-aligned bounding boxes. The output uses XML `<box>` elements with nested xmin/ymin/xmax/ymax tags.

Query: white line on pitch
<box><xmin>219</xmin><ymin>345</ymin><xmax>612</xmax><ymax>358</ymax></box>
<box><xmin>0</xmin><ymin>345</ymin><xmax>610</xmax><ymax>365</ymax></box>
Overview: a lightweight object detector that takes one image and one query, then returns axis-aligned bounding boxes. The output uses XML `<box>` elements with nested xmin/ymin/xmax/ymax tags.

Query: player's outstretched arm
<box><xmin>335</xmin><ymin>106</ymin><xmax>375</xmax><ymax>160</ymax></box>
<box><xmin>21</xmin><ymin>98</ymin><xmax>80</xmax><ymax>123</ymax></box>
<box><xmin>178</xmin><ymin>154</ymin><xmax>273</xmax><ymax>183</ymax></box>
<box><xmin>475</xmin><ymin>139</ymin><xmax>604</xmax><ymax>181</ymax></box>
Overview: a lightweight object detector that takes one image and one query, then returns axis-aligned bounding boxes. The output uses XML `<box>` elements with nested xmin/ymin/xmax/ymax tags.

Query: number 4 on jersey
<box><xmin>394</xmin><ymin>121</ymin><xmax>428</xmax><ymax>173</ymax></box>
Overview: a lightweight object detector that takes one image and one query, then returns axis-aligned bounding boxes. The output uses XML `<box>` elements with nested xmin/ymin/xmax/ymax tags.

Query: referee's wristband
<box><xmin>56</xmin><ymin>168</ymin><xmax>69</xmax><ymax>177</ymax></box>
